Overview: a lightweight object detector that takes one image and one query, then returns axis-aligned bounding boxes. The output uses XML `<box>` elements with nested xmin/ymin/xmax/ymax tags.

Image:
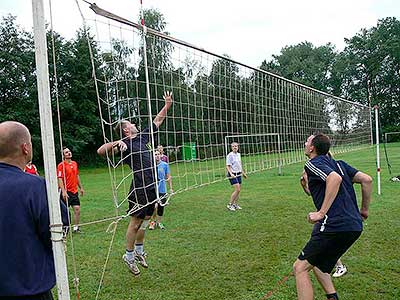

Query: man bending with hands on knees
<box><xmin>294</xmin><ymin>133</ymin><xmax>372</xmax><ymax>300</ymax></box>
<box><xmin>97</xmin><ymin>91</ymin><xmax>172</xmax><ymax>276</ymax></box>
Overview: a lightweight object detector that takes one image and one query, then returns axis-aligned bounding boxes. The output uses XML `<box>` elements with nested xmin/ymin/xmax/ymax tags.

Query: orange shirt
<box><xmin>24</xmin><ymin>164</ymin><xmax>38</xmax><ymax>175</ymax></box>
<box><xmin>57</xmin><ymin>160</ymin><xmax>79</xmax><ymax>194</ymax></box>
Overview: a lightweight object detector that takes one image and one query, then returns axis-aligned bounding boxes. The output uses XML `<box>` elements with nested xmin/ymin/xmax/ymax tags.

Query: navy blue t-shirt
<box><xmin>0</xmin><ymin>163</ymin><xmax>56</xmax><ymax>297</ymax></box>
<box><xmin>122</xmin><ymin>123</ymin><xmax>158</xmax><ymax>192</ymax></box>
<box><xmin>304</xmin><ymin>155</ymin><xmax>363</xmax><ymax>233</ymax></box>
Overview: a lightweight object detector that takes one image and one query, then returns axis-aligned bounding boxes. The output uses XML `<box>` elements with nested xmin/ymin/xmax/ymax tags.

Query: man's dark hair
<box><xmin>311</xmin><ymin>134</ymin><xmax>331</xmax><ymax>155</ymax></box>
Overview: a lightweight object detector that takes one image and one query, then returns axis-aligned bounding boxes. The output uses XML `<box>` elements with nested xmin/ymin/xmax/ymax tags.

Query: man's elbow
<box><xmin>363</xmin><ymin>174</ymin><xmax>373</xmax><ymax>184</ymax></box>
<box><xmin>97</xmin><ymin>147</ymin><xmax>105</xmax><ymax>156</ymax></box>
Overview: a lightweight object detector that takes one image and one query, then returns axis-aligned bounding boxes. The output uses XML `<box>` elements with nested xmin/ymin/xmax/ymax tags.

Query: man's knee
<box><xmin>293</xmin><ymin>259</ymin><xmax>312</xmax><ymax>276</ymax></box>
<box><xmin>129</xmin><ymin>217</ymin><xmax>143</xmax><ymax>231</ymax></box>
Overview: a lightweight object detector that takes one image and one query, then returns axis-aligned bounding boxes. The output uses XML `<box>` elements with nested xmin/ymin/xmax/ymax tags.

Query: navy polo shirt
<box><xmin>0</xmin><ymin>163</ymin><xmax>55</xmax><ymax>297</ymax></box>
<box><xmin>122</xmin><ymin>123</ymin><xmax>158</xmax><ymax>191</ymax></box>
<box><xmin>304</xmin><ymin>155</ymin><xmax>363</xmax><ymax>233</ymax></box>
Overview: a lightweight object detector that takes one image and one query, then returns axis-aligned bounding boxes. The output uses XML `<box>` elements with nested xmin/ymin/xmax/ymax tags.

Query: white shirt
<box><xmin>226</xmin><ymin>152</ymin><xmax>242</xmax><ymax>173</ymax></box>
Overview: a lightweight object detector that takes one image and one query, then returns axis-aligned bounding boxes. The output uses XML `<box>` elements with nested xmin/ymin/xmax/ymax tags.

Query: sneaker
<box><xmin>135</xmin><ymin>251</ymin><xmax>148</xmax><ymax>268</ymax></box>
<box><xmin>72</xmin><ymin>228</ymin><xmax>82</xmax><ymax>234</ymax></box>
<box><xmin>122</xmin><ymin>254</ymin><xmax>140</xmax><ymax>276</ymax></box>
<box><xmin>149</xmin><ymin>221</ymin><xmax>156</xmax><ymax>230</ymax></box>
<box><xmin>227</xmin><ymin>204</ymin><xmax>236</xmax><ymax>211</ymax></box>
<box><xmin>332</xmin><ymin>264</ymin><xmax>347</xmax><ymax>278</ymax></box>
<box><xmin>234</xmin><ymin>204</ymin><xmax>242</xmax><ymax>210</ymax></box>
<box><xmin>158</xmin><ymin>223</ymin><xmax>165</xmax><ymax>230</ymax></box>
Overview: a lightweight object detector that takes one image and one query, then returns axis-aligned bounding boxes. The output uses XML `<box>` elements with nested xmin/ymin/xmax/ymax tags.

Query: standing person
<box><xmin>57</xmin><ymin>147</ymin><xmax>85</xmax><ymax>233</ymax></box>
<box><xmin>300</xmin><ymin>169</ymin><xmax>348</xmax><ymax>278</ymax></box>
<box><xmin>226</xmin><ymin>142</ymin><xmax>247</xmax><ymax>211</ymax></box>
<box><xmin>157</xmin><ymin>145</ymin><xmax>169</xmax><ymax>163</ymax></box>
<box><xmin>149</xmin><ymin>149</ymin><xmax>173</xmax><ymax>230</ymax></box>
<box><xmin>293</xmin><ymin>133</ymin><xmax>372</xmax><ymax>300</ymax></box>
<box><xmin>97</xmin><ymin>91</ymin><xmax>172</xmax><ymax>276</ymax></box>
<box><xmin>0</xmin><ymin>121</ymin><xmax>66</xmax><ymax>300</ymax></box>
<box><xmin>24</xmin><ymin>160</ymin><xmax>39</xmax><ymax>175</ymax></box>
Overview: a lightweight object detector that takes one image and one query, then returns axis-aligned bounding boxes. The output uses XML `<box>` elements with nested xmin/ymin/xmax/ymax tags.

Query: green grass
<box><xmin>62</xmin><ymin>145</ymin><xmax>400</xmax><ymax>300</ymax></box>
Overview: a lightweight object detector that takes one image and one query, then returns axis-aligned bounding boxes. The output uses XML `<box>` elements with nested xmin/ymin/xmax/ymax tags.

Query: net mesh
<box><xmin>81</xmin><ymin>5</ymin><xmax>372</xmax><ymax>211</ymax></box>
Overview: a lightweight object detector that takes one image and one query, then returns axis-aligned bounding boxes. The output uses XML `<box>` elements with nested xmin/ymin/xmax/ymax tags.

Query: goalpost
<box><xmin>385</xmin><ymin>131</ymin><xmax>400</xmax><ymax>143</ymax></box>
<box><xmin>383</xmin><ymin>131</ymin><xmax>400</xmax><ymax>181</ymax></box>
<box><xmin>225</xmin><ymin>133</ymin><xmax>282</xmax><ymax>175</ymax></box>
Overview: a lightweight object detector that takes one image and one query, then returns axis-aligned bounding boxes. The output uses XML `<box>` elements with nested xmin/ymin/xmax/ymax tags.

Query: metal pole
<box><xmin>31</xmin><ymin>0</ymin><xmax>70</xmax><ymax>299</ymax></box>
<box><xmin>374</xmin><ymin>105</ymin><xmax>381</xmax><ymax>195</ymax></box>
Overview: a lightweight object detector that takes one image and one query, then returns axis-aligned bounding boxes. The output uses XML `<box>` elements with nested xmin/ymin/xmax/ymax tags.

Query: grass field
<box><xmin>62</xmin><ymin>144</ymin><xmax>400</xmax><ymax>300</ymax></box>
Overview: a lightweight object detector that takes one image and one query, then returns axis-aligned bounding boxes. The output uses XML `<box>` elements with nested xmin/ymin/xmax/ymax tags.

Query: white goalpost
<box><xmin>385</xmin><ymin>131</ymin><xmax>400</xmax><ymax>143</ymax></box>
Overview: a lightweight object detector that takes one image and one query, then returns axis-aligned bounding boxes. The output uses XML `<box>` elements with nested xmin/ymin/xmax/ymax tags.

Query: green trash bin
<box><xmin>182</xmin><ymin>142</ymin><xmax>197</xmax><ymax>161</ymax></box>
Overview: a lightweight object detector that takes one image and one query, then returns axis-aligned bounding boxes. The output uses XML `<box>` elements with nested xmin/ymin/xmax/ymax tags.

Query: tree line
<box><xmin>1</xmin><ymin>11</ymin><xmax>399</xmax><ymax>166</ymax></box>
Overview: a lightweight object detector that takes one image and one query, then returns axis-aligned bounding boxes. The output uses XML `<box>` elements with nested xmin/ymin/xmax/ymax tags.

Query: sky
<box><xmin>1</xmin><ymin>0</ymin><xmax>399</xmax><ymax>67</ymax></box>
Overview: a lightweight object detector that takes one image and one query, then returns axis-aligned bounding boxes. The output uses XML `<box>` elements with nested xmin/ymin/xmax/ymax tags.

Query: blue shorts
<box><xmin>228</xmin><ymin>172</ymin><xmax>242</xmax><ymax>185</ymax></box>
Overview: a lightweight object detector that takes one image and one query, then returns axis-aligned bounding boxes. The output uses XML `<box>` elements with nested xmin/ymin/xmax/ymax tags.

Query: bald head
<box><xmin>0</xmin><ymin>121</ymin><xmax>32</xmax><ymax>162</ymax></box>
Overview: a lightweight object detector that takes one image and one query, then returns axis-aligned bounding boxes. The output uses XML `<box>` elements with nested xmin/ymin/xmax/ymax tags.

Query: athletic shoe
<box><xmin>227</xmin><ymin>204</ymin><xmax>236</xmax><ymax>211</ymax></box>
<box><xmin>149</xmin><ymin>221</ymin><xmax>156</xmax><ymax>230</ymax></box>
<box><xmin>332</xmin><ymin>264</ymin><xmax>347</xmax><ymax>278</ymax></box>
<box><xmin>234</xmin><ymin>204</ymin><xmax>242</xmax><ymax>210</ymax></box>
<box><xmin>135</xmin><ymin>251</ymin><xmax>148</xmax><ymax>268</ymax></box>
<box><xmin>158</xmin><ymin>222</ymin><xmax>165</xmax><ymax>230</ymax></box>
<box><xmin>122</xmin><ymin>254</ymin><xmax>140</xmax><ymax>276</ymax></box>
<box><xmin>73</xmin><ymin>228</ymin><xmax>82</xmax><ymax>234</ymax></box>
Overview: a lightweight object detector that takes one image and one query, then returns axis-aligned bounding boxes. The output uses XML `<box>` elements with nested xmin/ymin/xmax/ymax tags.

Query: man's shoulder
<box><xmin>18</xmin><ymin>170</ymin><xmax>46</xmax><ymax>187</ymax></box>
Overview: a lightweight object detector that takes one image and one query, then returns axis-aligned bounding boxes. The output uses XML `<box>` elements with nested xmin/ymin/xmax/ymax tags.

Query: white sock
<box><xmin>125</xmin><ymin>250</ymin><xmax>134</xmax><ymax>260</ymax></box>
<box><xmin>135</xmin><ymin>244</ymin><xmax>144</xmax><ymax>255</ymax></box>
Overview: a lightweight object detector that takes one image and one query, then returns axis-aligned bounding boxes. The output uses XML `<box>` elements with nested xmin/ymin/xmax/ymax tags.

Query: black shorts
<box><xmin>298</xmin><ymin>231</ymin><xmax>362</xmax><ymax>273</ymax></box>
<box><xmin>127</xmin><ymin>189</ymin><xmax>157</xmax><ymax>219</ymax></box>
<box><xmin>60</xmin><ymin>191</ymin><xmax>80</xmax><ymax>207</ymax></box>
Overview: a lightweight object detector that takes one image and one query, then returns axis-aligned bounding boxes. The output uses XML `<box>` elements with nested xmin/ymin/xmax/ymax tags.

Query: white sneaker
<box><xmin>227</xmin><ymin>204</ymin><xmax>236</xmax><ymax>211</ymax></box>
<box><xmin>332</xmin><ymin>264</ymin><xmax>347</xmax><ymax>278</ymax></box>
<box><xmin>122</xmin><ymin>254</ymin><xmax>140</xmax><ymax>276</ymax></box>
<box><xmin>135</xmin><ymin>251</ymin><xmax>148</xmax><ymax>268</ymax></box>
<box><xmin>234</xmin><ymin>204</ymin><xmax>242</xmax><ymax>210</ymax></box>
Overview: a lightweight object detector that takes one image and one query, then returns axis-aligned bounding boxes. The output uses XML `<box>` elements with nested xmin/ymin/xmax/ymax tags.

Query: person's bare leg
<box><xmin>126</xmin><ymin>217</ymin><xmax>142</xmax><ymax>251</ymax></box>
<box><xmin>293</xmin><ymin>259</ymin><xmax>314</xmax><ymax>300</ymax></box>
<box><xmin>313</xmin><ymin>267</ymin><xmax>336</xmax><ymax>294</ymax></box>
<box><xmin>230</xmin><ymin>184</ymin><xmax>241</xmax><ymax>205</ymax></box>
<box><xmin>72</xmin><ymin>205</ymin><xmax>80</xmax><ymax>228</ymax></box>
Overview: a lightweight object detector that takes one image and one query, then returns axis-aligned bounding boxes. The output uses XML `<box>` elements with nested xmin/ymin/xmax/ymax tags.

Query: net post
<box><xmin>31</xmin><ymin>0</ymin><xmax>70</xmax><ymax>298</ymax></box>
<box><xmin>374</xmin><ymin>105</ymin><xmax>381</xmax><ymax>195</ymax></box>
<box><xmin>277</xmin><ymin>134</ymin><xmax>282</xmax><ymax>176</ymax></box>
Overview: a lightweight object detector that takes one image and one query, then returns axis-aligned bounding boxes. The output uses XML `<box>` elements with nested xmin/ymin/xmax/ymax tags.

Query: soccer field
<box><xmin>64</xmin><ymin>145</ymin><xmax>400</xmax><ymax>300</ymax></box>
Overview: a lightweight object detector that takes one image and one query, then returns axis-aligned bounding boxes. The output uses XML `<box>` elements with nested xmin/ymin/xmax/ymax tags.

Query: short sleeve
<box><xmin>337</xmin><ymin>160</ymin><xmax>358</xmax><ymax>179</ymax></box>
<box><xmin>305</xmin><ymin>158</ymin><xmax>334</xmax><ymax>182</ymax></box>
<box><xmin>57</xmin><ymin>163</ymin><xmax>64</xmax><ymax>178</ymax></box>
<box><xmin>165</xmin><ymin>163</ymin><xmax>170</xmax><ymax>175</ymax></box>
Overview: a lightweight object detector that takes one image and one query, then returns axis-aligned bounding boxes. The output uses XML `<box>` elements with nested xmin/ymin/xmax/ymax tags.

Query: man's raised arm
<box><xmin>153</xmin><ymin>91</ymin><xmax>173</xmax><ymax>128</ymax></box>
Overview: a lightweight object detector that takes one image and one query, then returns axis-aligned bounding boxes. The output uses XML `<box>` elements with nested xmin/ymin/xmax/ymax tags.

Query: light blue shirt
<box><xmin>157</xmin><ymin>161</ymin><xmax>170</xmax><ymax>193</ymax></box>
